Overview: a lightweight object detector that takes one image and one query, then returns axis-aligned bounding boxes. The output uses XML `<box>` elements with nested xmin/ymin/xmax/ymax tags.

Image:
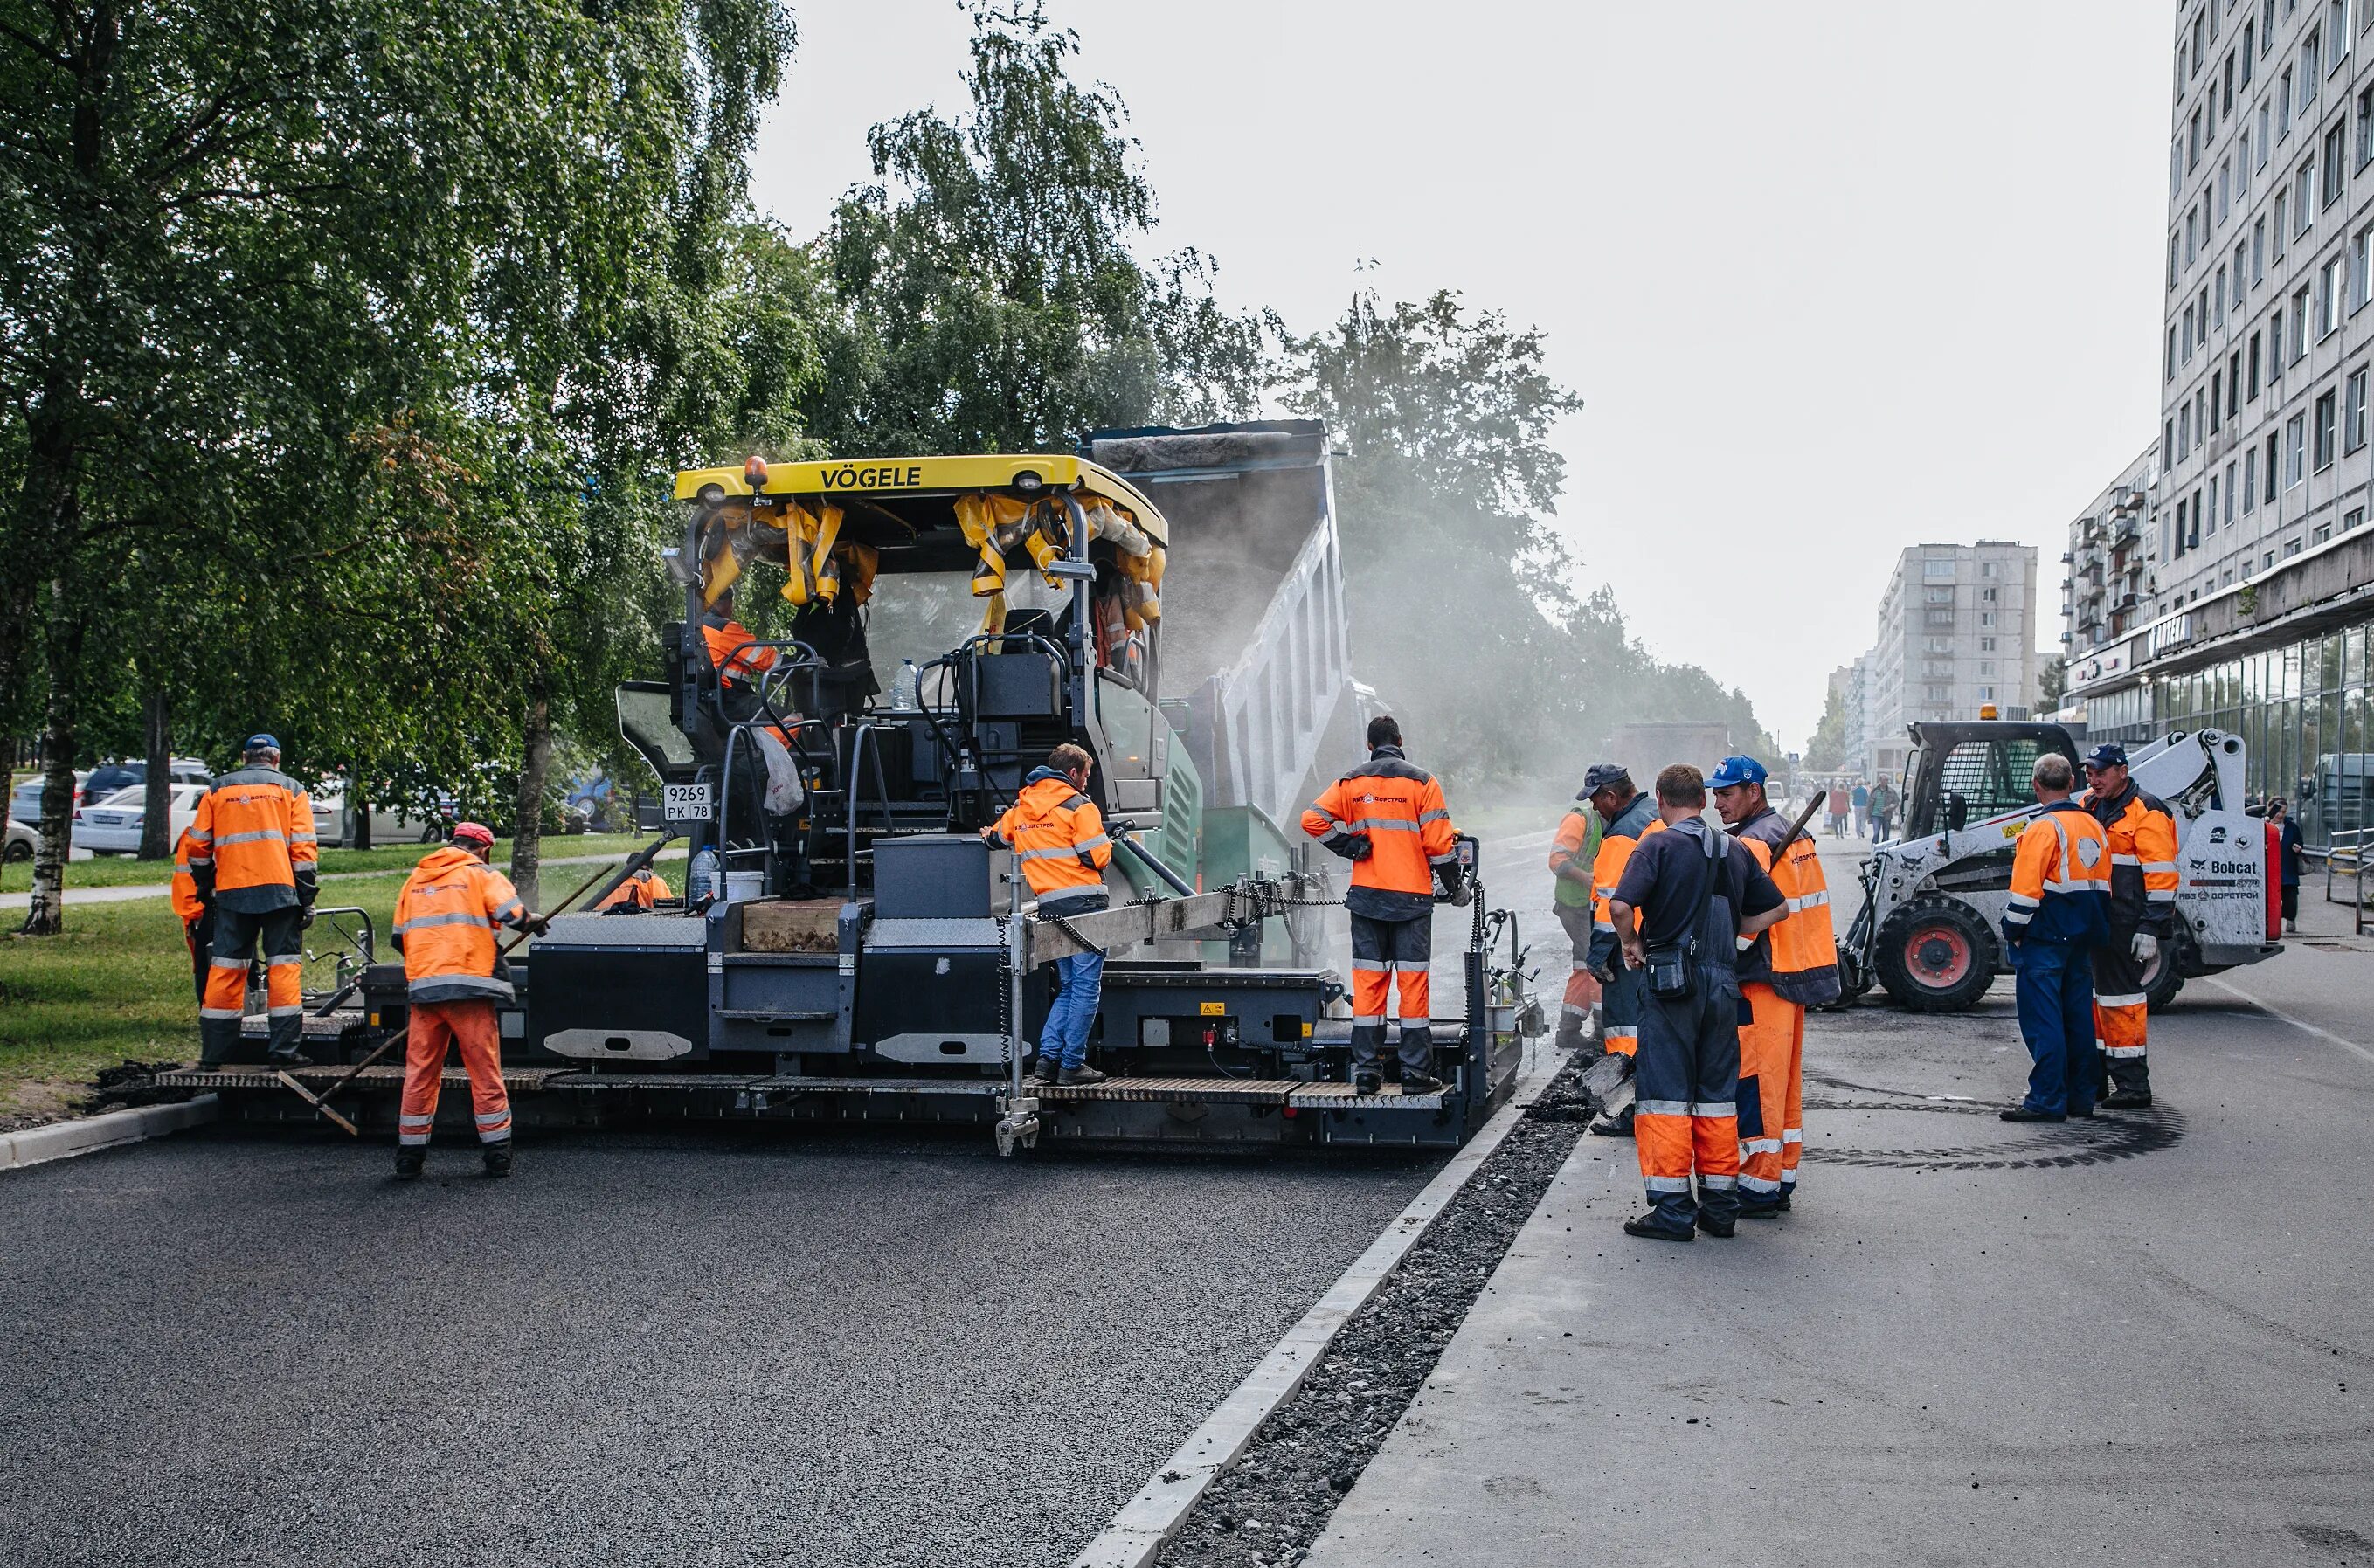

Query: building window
<box><xmin>2297</xmin><ymin>158</ymin><xmax>2317</xmax><ymax>231</ymax></box>
<box><xmin>2227</xmin><ymin>459</ymin><xmax>2240</xmax><ymax>522</ymax></box>
<box><xmin>2336</xmin><ymin>0</ymin><xmax>2354</xmax><ymax>58</ymax></box>
<box><xmin>2267</xmin><ymin>430</ymin><xmax>2282</xmax><ymax>500</ymax></box>
<box><xmin>2316</xmin><ymin>387</ymin><xmax>2339</xmax><ymax>467</ymax></box>
<box><xmin>2324</xmin><ymin>252</ymin><xmax>2348</xmax><ymax>332</ymax></box>
<box><xmin>1980</xmin><ymin>635</ymin><xmax>1997</xmax><ymax>651</ymax></box>
<box><xmin>2327</xmin><ymin>121</ymin><xmax>2350</xmax><ymax>204</ymax></box>
<box><xmin>2256</xmin><ymin>213</ymin><xmax>2269</xmax><ymax>280</ymax></box>
<box><xmin>2218</xmin><ymin>266</ymin><xmax>2230</xmax><ymax>328</ymax></box>
<box><xmin>1981</xmin><ymin>586</ymin><xmax>1999</xmax><ymax>604</ymax></box>
<box><xmin>2356</xmin><ymin>224</ymin><xmax>2374</xmax><ymax>308</ymax></box>
<box><xmin>2348</xmin><ymin>507</ymin><xmax>2367</xmax><ymax>531</ymax></box>
<box><xmin>2181</xmin><ymin>401</ymin><xmax>2193</xmax><ymax>457</ymax></box>
<box><xmin>2274</xmin><ymin>306</ymin><xmax>2286</xmax><ymax>373</ymax></box>
<box><xmin>2316</xmin><ymin>521</ymin><xmax>2335</xmax><ymax>542</ymax></box>
<box><xmin>1980</xmin><ymin>612</ymin><xmax>1997</xmax><ymax>628</ymax></box>
<box><xmin>2261</xmin><ymin>97</ymin><xmax>2274</xmax><ymax>164</ymax></box>
<box><xmin>2236</xmin><ymin>244</ymin><xmax>2250</xmax><ymax>309</ymax></box>
<box><xmin>2288</xmin><ymin>411</ymin><xmax>2309</xmax><ymax>484</ymax></box>
<box><xmin>2232</xmin><ymin>349</ymin><xmax>2246</xmax><ymax>415</ymax></box>
<box><xmin>2251</xmin><ymin>329</ymin><xmax>2264</xmax><ymax>395</ymax></box>
<box><xmin>2276</xmin><ymin>191</ymin><xmax>2289</xmax><ymax>259</ymax></box>
<box><xmin>2247</xmin><ymin>17</ymin><xmax>2260</xmax><ymax>79</ymax></box>
<box><xmin>2348</xmin><ymin>365</ymin><xmax>2369</xmax><ymax>450</ymax></box>
<box><xmin>2294</xmin><ymin>284</ymin><xmax>2315</xmax><ymax>356</ymax></box>
<box><xmin>2306</xmin><ymin>29</ymin><xmax>2324</xmax><ymax>101</ymax></box>
<box><xmin>2284</xmin><ymin>69</ymin><xmax>2297</xmax><ymax>137</ymax></box>
<box><xmin>1923</xmin><ymin>584</ymin><xmax>1953</xmax><ymax>604</ymax></box>
<box><xmin>1981</xmin><ymin>561</ymin><xmax>1997</xmax><ymax>577</ymax></box>
<box><xmin>2289</xmin><ymin>536</ymin><xmax>2305</xmax><ymax>556</ymax></box>
<box><xmin>2361</xmin><ymin>84</ymin><xmax>2374</xmax><ymax>166</ymax></box>
<box><xmin>2213</xmin><ymin>370</ymin><xmax>2225</xmax><ymax>432</ymax></box>
<box><xmin>1922</xmin><ymin>558</ymin><xmax>1955</xmax><ymax>579</ymax></box>
<box><xmin>2209</xmin><ymin>474</ymin><xmax>2222</xmax><ymax>527</ymax></box>
<box><xmin>2246</xmin><ymin>444</ymin><xmax>2260</xmax><ymax>509</ymax></box>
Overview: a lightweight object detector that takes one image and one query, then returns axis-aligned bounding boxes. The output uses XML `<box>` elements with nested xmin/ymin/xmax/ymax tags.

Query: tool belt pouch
<box><xmin>1644</xmin><ymin>936</ymin><xmax>1696</xmax><ymax>1000</ymax></box>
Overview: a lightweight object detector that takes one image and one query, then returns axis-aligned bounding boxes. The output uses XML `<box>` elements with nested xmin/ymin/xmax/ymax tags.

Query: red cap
<box><xmin>451</xmin><ymin>821</ymin><xmax>495</xmax><ymax>849</ymax></box>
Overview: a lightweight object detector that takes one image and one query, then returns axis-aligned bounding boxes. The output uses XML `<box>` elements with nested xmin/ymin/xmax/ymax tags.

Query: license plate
<box><xmin>91</xmin><ymin>813</ymin><xmax>123</xmax><ymax>825</ymax></box>
<box><xmin>662</xmin><ymin>782</ymin><xmax>714</xmax><ymax>823</ymax></box>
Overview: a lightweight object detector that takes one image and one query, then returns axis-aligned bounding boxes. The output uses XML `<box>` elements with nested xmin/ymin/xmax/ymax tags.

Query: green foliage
<box><xmin>1284</xmin><ymin>290</ymin><xmax>1775</xmax><ymax>791</ymax></box>
<box><xmin>1803</xmin><ymin>682</ymin><xmax>1848</xmax><ymax>770</ymax></box>
<box><xmin>809</xmin><ymin>0</ymin><xmax>1262</xmax><ymax>455</ymax></box>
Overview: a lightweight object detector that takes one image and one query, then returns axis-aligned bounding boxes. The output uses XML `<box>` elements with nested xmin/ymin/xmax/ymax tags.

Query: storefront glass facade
<box><xmin>2084</xmin><ymin>621</ymin><xmax>2374</xmax><ymax>851</ymax></box>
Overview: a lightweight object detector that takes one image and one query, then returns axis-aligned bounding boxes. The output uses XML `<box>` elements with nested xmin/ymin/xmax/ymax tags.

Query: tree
<box><xmin>2037</xmin><ymin>653</ymin><xmax>2067</xmax><ymax>711</ymax></box>
<box><xmin>810</xmin><ymin>0</ymin><xmax>1262</xmax><ymax>458</ymax></box>
<box><xmin>1803</xmin><ymin>683</ymin><xmax>1847</xmax><ymax>771</ymax></box>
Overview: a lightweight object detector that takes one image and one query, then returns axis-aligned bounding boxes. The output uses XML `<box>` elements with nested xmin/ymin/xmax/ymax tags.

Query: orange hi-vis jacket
<box><xmin>170</xmin><ymin>828</ymin><xmax>205</xmax><ymax>927</ymax></box>
<box><xmin>596</xmin><ymin>868</ymin><xmax>674</xmax><ymax>910</ymax></box>
<box><xmin>1302</xmin><ymin>746</ymin><xmax>1457</xmax><ymax>922</ymax></box>
<box><xmin>1731</xmin><ymin>805</ymin><xmax>1842</xmax><ymax>1005</ymax></box>
<box><xmin>2003</xmin><ymin>800</ymin><xmax>2113</xmax><ymax>948</ymax></box>
<box><xmin>701</xmin><ymin>611</ymin><xmax>779</xmax><ymax>684</ymax></box>
<box><xmin>393</xmin><ymin>846</ymin><xmax>531</xmax><ymax>1004</ymax></box>
<box><xmin>186</xmin><ymin>767</ymin><xmax>318</xmax><ymax>914</ymax></box>
<box><xmin>1585</xmin><ymin>791</ymin><xmax>1665</xmax><ymax>971</ymax></box>
<box><xmin>989</xmin><ymin>769</ymin><xmax>1113</xmax><ymax>912</ymax></box>
<box><xmin>2087</xmin><ymin>783</ymin><xmax>2180</xmax><ymax>941</ymax></box>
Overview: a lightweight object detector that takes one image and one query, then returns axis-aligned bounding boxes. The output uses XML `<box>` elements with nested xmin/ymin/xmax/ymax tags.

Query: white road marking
<box><xmin>2201</xmin><ymin>975</ymin><xmax>2374</xmax><ymax>1067</ymax></box>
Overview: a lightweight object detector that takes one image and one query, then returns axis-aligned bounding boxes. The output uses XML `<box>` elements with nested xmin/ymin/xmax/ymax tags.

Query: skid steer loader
<box><xmin>1837</xmin><ymin>721</ymin><xmax>2281</xmax><ymax>1012</ymax></box>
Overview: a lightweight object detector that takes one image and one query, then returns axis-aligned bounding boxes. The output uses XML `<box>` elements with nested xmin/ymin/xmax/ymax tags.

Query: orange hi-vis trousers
<box><xmin>1632</xmin><ymin>977</ymin><xmax>1742</xmax><ymax>1232</ymax></box>
<box><xmin>2090</xmin><ymin>938</ymin><xmax>2152</xmax><ymax>1096</ymax></box>
<box><xmin>1349</xmin><ymin>910</ymin><xmax>1434</xmax><ymax>1078</ymax></box>
<box><xmin>399</xmin><ymin>1000</ymin><xmax>513</xmax><ymax>1148</ymax></box>
<box><xmin>1737</xmin><ymin>983</ymin><xmax>1803</xmax><ymax>1209</ymax></box>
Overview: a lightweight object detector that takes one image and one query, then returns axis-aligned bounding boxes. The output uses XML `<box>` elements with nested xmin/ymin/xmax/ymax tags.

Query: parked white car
<box><xmin>3</xmin><ymin>819</ymin><xmax>33</xmax><ymax>864</ymax></box>
<box><xmin>10</xmin><ymin>772</ymin><xmax>90</xmax><ymax>827</ymax></box>
<box><xmin>73</xmin><ymin>783</ymin><xmax>206</xmax><ymax>855</ymax></box>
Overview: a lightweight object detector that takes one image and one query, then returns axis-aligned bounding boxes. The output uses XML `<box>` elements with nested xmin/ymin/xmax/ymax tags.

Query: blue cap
<box><xmin>2085</xmin><ymin>743</ymin><xmax>2128</xmax><ymax>769</ymax></box>
<box><xmin>244</xmin><ymin>733</ymin><xmax>280</xmax><ymax>752</ymax></box>
<box><xmin>1582</xmin><ymin>763</ymin><xmax>1631</xmax><ymax>796</ymax></box>
<box><xmin>1707</xmin><ymin>755</ymin><xmax>1768</xmax><ymax>790</ymax></box>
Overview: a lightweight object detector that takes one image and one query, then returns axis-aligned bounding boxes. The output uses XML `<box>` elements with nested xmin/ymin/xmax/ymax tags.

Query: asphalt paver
<box><xmin>0</xmin><ymin>1127</ymin><xmax>1434</xmax><ymax>1566</ymax></box>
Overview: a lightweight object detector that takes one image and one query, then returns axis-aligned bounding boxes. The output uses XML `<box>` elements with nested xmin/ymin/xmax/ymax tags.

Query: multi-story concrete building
<box><xmin>2060</xmin><ymin>445</ymin><xmax>2162</xmax><ymax>680</ymax></box>
<box><xmin>1842</xmin><ymin>655</ymin><xmax>1871</xmax><ymax>779</ymax></box>
<box><xmin>1863</xmin><ymin>542</ymin><xmax>2041</xmax><ymax>786</ymax></box>
<box><xmin>2068</xmin><ymin>0</ymin><xmax>2374</xmax><ymax>846</ymax></box>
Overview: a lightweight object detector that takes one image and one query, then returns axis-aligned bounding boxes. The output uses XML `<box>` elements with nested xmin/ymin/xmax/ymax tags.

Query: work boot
<box><xmin>1398</xmin><ymin>1072</ymin><xmax>1445</xmax><ymax>1095</ymax></box>
<box><xmin>393</xmin><ymin>1147</ymin><xmax>426</xmax><ymax>1181</ymax></box>
<box><xmin>1998</xmin><ymin>1106</ymin><xmax>2065</xmax><ymax>1123</ymax></box>
<box><xmin>1058</xmin><ymin>1065</ymin><xmax>1109</xmax><ymax>1087</ymax></box>
<box><xmin>1030</xmin><ymin>1057</ymin><xmax>1062</xmax><ymax>1085</ymax></box>
<box><xmin>1354</xmin><ymin>1072</ymin><xmax>1382</xmax><ymax>1097</ymax></box>
<box><xmin>481</xmin><ymin>1140</ymin><xmax>515</xmax><ymax>1178</ymax></box>
<box><xmin>1622</xmin><ymin>1214</ymin><xmax>1693</xmax><ymax>1242</ymax></box>
<box><xmin>267</xmin><ymin>1053</ymin><xmax>315</xmax><ymax>1070</ymax></box>
<box><xmin>1694</xmin><ymin>1210</ymin><xmax>1736</xmax><ymax>1239</ymax></box>
<box><xmin>1737</xmin><ymin>1199</ymin><xmax>1785</xmax><ymax>1221</ymax></box>
<box><xmin>1590</xmin><ymin>1102</ymin><xmax>1636</xmax><ymax>1138</ymax></box>
<box><xmin>1553</xmin><ymin>1012</ymin><xmax>1585</xmax><ymax>1053</ymax></box>
<box><xmin>2098</xmin><ymin>1089</ymin><xmax>2155</xmax><ymax>1109</ymax></box>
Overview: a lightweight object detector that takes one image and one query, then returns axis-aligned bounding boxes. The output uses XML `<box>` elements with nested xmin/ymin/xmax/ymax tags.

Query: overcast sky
<box><xmin>750</xmin><ymin>1</ymin><xmax>2172</xmax><ymax>749</ymax></box>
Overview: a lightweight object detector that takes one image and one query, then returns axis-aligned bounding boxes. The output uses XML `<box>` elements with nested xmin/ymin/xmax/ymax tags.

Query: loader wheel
<box><xmin>1875</xmin><ymin>898</ymin><xmax>1997</xmax><ymax>1013</ymax></box>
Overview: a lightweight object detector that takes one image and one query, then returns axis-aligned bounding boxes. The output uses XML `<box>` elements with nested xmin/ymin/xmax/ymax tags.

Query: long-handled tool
<box><xmin>285</xmin><ymin>858</ymin><xmax>621</xmax><ymax>1135</ymax></box>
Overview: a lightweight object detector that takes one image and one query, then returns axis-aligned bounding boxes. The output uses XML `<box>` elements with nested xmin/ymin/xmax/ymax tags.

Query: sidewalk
<box><xmin>0</xmin><ymin>846</ymin><xmax>682</xmax><ymax>912</ymax></box>
<box><xmin>1303</xmin><ymin>860</ymin><xmax>2374</xmax><ymax>1565</ymax></box>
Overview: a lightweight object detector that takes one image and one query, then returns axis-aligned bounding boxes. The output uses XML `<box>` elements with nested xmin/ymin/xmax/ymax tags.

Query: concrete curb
<box><xmin>1069</xmin><ymin>1047</ymin><xmax>1561</xmax><ymax>1568</ymax></box>
<box><xmin>0</xmin><ymin>1095</ymin><xmax>220</xmax><ymax>1173</ymax></box>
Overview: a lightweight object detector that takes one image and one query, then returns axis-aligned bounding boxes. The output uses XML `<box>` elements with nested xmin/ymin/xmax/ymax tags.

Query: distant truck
<box><xmin>1602</xmin><ymin>721</ymin><xmax>1732</xmax><ymax>791</ymax></box>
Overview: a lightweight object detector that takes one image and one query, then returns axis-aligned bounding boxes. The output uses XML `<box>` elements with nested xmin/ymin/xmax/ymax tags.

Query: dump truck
<box><xmin>1838</xmin><ymin>720</ymin><xmax>2281</xmax><ymax>1012</ymax></box>
<box><xmin>165</xmin><ymin>423</ymin><xmax>1535</xmax><ymax>1151</ymax></box>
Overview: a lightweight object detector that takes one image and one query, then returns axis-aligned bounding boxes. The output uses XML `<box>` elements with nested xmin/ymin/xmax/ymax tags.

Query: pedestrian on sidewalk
<box><xmin>987</xmin><ymin>743</ymin><xmax>1118</xmax><ymax>1087</ymax></box>
<box><xmin>391</xmin><ymin>823</ymin><xmax>546</xmax><ymax>1178</ymax></box>
<box><xmin>1851</xmin><ymin>780</ymin><xmax>1871</xmax><ymax>837</ymax></box>
<box><xmin>1869</xmin><ymin>777</ymin><xmax>1899</xmax><ymax>843</ymax></box>
<box><xmin>2000</xmin><ymin>756</ymin><xmax>2110</xmax><ymax>1124</ymax></box>
<box><xmin>2270</xmin><ymin>798</ymin><xmax>2303</xmax><ymax>935</ymax></box>
<box><xmin>1546</xmin><ymin>784</ymin><xmax>1605</xmax><ymax>1054</ymax></box>
<box><xmin>1826</xmin><ymin>784</ymin><xmax>1849</xmax><ymax>839</ymax></box>
<box><xmin>1608</xmin><ymin>763</ymin><xmax>1786</xmax><ymax>1241</ymax></box>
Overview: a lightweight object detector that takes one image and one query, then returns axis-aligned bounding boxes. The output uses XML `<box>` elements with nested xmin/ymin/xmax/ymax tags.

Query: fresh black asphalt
<box><xmin>0</xmin><ymin>1126</ymin><xmax>1435</xmax><ymax>1567</ymax></box>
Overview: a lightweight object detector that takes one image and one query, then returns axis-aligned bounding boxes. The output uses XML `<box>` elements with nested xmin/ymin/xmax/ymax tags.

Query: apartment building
<box><xmin>2066</xmin><ymin>0</ymin><xmax>2374</xmax><ymax>846</ymax></box>
<box><xmin>2060</xmin><ymin>445</ymin><xmax>2162</xmax><ymax>690</ymax></box>
<box><xmin>1862</xmin><ymin>542</ymin><xmax>2041</xmax><ymax>784</ymax></box>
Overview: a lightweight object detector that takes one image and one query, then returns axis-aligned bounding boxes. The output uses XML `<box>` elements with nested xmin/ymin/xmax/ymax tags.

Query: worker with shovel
<box><xmin>391</xmin><ymin>823</ymin><xmax>546</xmax><ymax>1178</ymax></box>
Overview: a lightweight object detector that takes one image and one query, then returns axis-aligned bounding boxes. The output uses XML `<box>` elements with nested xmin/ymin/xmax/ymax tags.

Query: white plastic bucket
<box><xmin>723</xmin><ymin>870</ymin><xmax>765</xmax><ymax>905</ymax></box>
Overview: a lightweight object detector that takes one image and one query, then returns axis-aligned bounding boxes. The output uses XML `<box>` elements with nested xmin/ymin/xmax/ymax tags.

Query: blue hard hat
<box><xmin>1708</xmin><ymin>755</ymin><xmax>1768</xmax><ymax>790</ymax></box>
<box><xmin>2084</xmin><ymin>743</ymin><xmax>2128</xmax><ymax>770</ymax></box>
<box><xmin>244</xmin><ymin>733</ymin><xmax>280</xmax><ymax>752</ymax></box>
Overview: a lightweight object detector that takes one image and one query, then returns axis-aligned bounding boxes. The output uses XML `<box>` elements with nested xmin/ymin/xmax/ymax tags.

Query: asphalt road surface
<box><xmin>0</xmin><ymin>1127</ymin><xmax>1435</xmax><ymax>1567</ymax></box>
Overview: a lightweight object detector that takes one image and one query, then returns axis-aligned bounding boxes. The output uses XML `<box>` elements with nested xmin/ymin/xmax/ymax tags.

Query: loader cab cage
<box><xmin>1900</xmin><ymin>722</ymin><xmax>2080</xmax><ymax>839</ymax></box>
<box><xmin>646</xmin><ymin>454</ymin><xmax>1180</xmax><ymax>897</ymax></box>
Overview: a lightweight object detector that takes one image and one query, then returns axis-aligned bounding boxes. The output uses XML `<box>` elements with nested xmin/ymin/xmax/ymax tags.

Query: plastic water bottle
<box><xmin>688</xmin><ymin>845</ymin><xmax>721</xmax><ymax>905</ymax></box>
<box><xmin>889</xmin><ymin>659</ymin><xmax>921</xmax><ymax>712</ymax></box>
